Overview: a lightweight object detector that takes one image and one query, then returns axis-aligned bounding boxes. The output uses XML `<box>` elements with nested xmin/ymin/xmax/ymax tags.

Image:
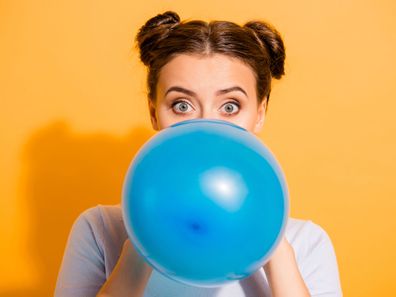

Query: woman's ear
<box><xmin>253</xmin><ymin>100</ymin><xmax>266</xmax><ymax>133</ymax></box>
<box><xmin>148</xmin><ymin>99</ymin><xmax>159</xmax><ymax>131</ymax></box>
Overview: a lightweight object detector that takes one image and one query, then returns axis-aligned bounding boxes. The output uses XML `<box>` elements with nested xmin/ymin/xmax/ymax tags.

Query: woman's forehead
<box><xmin>157</xmin><ymin>53</ymin><xmax>257</xmax><ymax>95</ymax></box>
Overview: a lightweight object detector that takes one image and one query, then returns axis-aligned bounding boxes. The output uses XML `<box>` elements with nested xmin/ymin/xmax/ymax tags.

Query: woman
<box><xmin>55</xmin><ymin>11</ymin><xmax>343</xmax><ymax>297</ymax></box>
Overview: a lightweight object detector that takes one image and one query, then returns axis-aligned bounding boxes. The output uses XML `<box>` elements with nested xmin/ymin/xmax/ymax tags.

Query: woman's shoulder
<box><xmin>286</xmin><ymin>218</ymin><xmax>342</xmax><ymax>295</ymax></box>
<box><xmin>286</xmin><ymin>217</ymin><xmax>331</xmax><ymax>242</ymax></box>
<box><xmin>77</xmin><ymin>203</ymin><xmax>123</xmax><ymax>227</ymax></box>
<box><xmin>285</xmin><ymin>217</ymin><xmax>337</xmax><ymax>267</ymax></box>
<box><xmin>79</xmin><ymin>203</ymin><xmax>122</xmax><ymax>217</ymax></box>
<box><xmin>74</xmin><ymin>203</ymin><xmax>129</xmax><ymax>277</ymax></box>
<box><xmin>77</xmin><ymin>203</ymin><xmax>127</xmax><ymax>242</ymax></box>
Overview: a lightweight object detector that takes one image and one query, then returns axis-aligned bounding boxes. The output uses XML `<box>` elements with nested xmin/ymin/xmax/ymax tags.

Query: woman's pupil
<box><xmin>180</xmin><ymin>102</ymin><xmax>188</xmax><ymax>111</ymax></box>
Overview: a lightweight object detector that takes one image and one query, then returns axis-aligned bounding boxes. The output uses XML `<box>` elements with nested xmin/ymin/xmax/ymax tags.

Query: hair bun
<box><xmin>244</xmin><ymin>21</ymin><xmax>286</xmax><ymax>79</ymax></box>
<box><xmin>135</xmin><ymin>11</ymin><xmax>181</xmax><ymax>66</ymax></box>
<box><xmin>145</xmin><ymin>11</ymin><xmax>180</xmax><ymax>28</ymax></box>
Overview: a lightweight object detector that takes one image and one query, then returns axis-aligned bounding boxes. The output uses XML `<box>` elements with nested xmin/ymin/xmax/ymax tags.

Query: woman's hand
<box><xmin>263</xmin><ymin>236</ymin><xmax>310</xmax><ymax>297</ymax></box>
<box><xmin>96</xmin><ymin>239</ymin><xmax>153</xmax><ymax>297</ymax></box>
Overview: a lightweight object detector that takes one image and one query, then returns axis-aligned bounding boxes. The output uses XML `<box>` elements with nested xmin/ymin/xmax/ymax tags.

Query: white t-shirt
<box><xmin>54</xmin><ymin>204</ymin><xmax>343</xmax><ymax>297</ymax></box>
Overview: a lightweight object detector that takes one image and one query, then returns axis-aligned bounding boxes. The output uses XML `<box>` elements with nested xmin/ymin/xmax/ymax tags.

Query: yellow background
<box><xmin>1</xmin><ymin>0</ymin><xmax>396</xmax><ymax>296</ymax></box>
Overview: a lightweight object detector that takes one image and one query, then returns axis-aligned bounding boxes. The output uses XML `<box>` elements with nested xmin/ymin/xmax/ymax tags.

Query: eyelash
<box><xmin>171</xmin><ymin>99</ymin><xmax>241</xmax><ymax>116</ymax></box>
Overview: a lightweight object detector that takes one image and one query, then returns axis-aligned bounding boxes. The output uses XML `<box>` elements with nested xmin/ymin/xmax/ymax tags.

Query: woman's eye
<box><xmin>221</xmin><ymin>102</ymin><xmax>240</xmax><ymax>115</ymax></box>
<box><xmin>172</xmin><ymin>100</ymin><xmax>193</xmax><ymax>114</ymax></box>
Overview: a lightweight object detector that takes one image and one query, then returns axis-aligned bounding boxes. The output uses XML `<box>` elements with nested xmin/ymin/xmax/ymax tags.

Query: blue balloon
<box><xmin>122</xmin><ymin>118</ymin><xmax>289</xmax><ymax>287</ymax></box>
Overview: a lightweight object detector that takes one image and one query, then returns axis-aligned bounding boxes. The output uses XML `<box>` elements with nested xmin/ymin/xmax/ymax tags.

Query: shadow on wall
<box><xmin>0</xmin><ymin>120</ymin><xmax>154</xmax><ymax>297</ymax></box>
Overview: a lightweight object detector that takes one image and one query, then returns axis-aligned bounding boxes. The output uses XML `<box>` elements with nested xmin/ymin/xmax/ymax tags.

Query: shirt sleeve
<box><xmin>54</xmin><ymin>207</ymin><xmax>107</xmax><ymax>297</ymax></box>
<box><xmin>300</xmin><ymin>221</ymin><xmax>343</xmax><ymax>297</ymax></box>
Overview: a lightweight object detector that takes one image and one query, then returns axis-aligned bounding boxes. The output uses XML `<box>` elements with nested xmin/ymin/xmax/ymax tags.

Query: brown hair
<box><xmin>135</xmin><ymin>11</ymin><xmax>286</xmax><ymax>110</ymax></box>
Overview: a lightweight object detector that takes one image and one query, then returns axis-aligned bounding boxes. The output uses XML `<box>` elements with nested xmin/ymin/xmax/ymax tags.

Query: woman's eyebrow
<box><xmin>217</xmin><ymin>86</ymin><xmax>248</xmax><ymax>97</ymax></box>
<box><xmin>165</xmin><ymin>86</ymin><xmax>248</xmax><ymax>97</ymax></box>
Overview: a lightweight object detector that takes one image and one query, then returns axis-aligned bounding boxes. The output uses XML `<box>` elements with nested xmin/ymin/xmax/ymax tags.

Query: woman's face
<box><xmin>148</xmin><ymin>53</ymin><xmax>266</xmax><ymax>133</ymax></box>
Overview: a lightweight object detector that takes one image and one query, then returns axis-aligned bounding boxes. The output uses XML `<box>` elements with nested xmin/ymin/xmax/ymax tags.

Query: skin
<box><xmin>97</xmin><ymin>54</ymin><xmax>310</xmax><ymax>297</ymax></box>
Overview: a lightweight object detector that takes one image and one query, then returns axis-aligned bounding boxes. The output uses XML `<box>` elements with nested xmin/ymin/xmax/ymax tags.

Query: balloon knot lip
<box><xmin>169</xmin><ymin>119</ymin><xmax>247</xmax><ymax>131</ymax></box>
